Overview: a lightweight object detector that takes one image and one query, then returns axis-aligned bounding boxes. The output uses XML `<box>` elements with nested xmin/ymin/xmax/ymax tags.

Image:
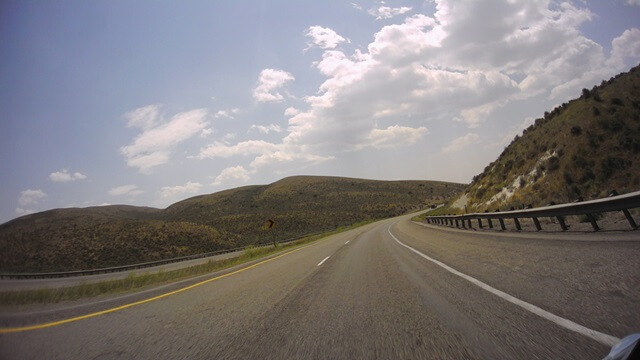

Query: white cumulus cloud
<box><xmin>194</xmin><ymin>0</ymin><xmax>640</xmax><ymax>182</ymax></box>
<box><xmin>252</xmin><ymin>69</ymin><xmax>295</xmax><ymax>102</ymax></box>
<box><xmin>124</xmin><ymin>104</ymin><xmax>161</xmax><ymax>130</ymax></box>
<box><xmin>200</xmin><ymin>128</ymin><xmax>215</xmax><ymax>138</ymax></box>
<box><xmin>159</xmin><ymin>181</ymin><xmax>203</xmax><ymax>198</ymax></box>
<box><xmin>212</xmin><ymin>166</ymin><xmax>251</xmax><ymax>186</ymax></box>
<box><xmin>214</xmin><ymin>108</ymin><xmax>241</xmax><ymax>119</ymax></box>
<box><xmin>249</xmin><ymin>124</ymin><xmax>282</xmax><ymax>134</ymax></box>
<box><xmin>198</xmin><ymin>140</ymin><xmax>279</xmax><ymax>159</ymax></box>
<box><xmin>364</xmin><ymin>125</ymin><xmax>429</xmax><ymax>149</ymax></box>
<box><xmin>284</xmin><ymin>107</ymin><xmax>300</xmax><ymax>117</ymax></box>
<box><xmin>609</xmin><ymin>28</ymin><xmax>640</xmax><ymax>69</ymax></box>
<box><xmin>108</xmin><ymin>184</ymin><xmax>143</xmax><ymax>197</ymax></box>
<box><xmin>15</xmin><ymin>208</ymin><xmax>35</xmax><ymax>216</ymax></box>
<box><xmin>368</xmin><ymin>6</ymin><xmax>413</xmax><ymax>20</ymax></box>
<box><xmin>121</xmin><ymin>107</ymin><xmax>209</xmax><ymax>173</ymax></box>
<box><xmin>18</xmin><ymin>189</ymin><xmax>47</xmax><ymax>206</ymax></box>
<box><xmin>305</xmin><ymin>26</ymin><xmax>348</xmax><ymax>50</ymax></box>
<box><xmin>441</xmin><ymin>133</ymin><xmax>481</xmax><ymax>153</ymax></box>
<box><xmin>197</xmin><ymin>140</ymin><xmax>333</xmax><ymax>173</ymax></box>
<box><xmin>49</xmin><ymin>169</ymin><xmax>87</xmax><ymax>182</ymax></box>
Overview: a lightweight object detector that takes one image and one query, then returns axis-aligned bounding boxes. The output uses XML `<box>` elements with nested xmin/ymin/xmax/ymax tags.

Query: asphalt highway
<box><xmin>1</xmin><ymin>213</ymin><xmax>638</xmax><ymax>359</ymax></box>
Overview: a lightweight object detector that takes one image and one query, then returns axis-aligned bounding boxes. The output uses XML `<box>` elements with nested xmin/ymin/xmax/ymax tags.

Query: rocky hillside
<box><xmin>444</xmin><ymin>64</ymin><xmax>640</xmax><ymax>214</ymax></box>
<box><xmin>0</xmin><ymin>176</ymin><xmax>464</xmax><ymax>272</ymax></box>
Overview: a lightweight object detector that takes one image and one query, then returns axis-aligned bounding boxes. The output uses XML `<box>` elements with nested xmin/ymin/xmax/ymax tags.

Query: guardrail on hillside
<box><xmin>0</xmin><ymin>232</ymin><xmax>322</xmax><ymax>280</ymax></box>
<box><xmin>423</xmin><ymin>190</ymin><xmax>640</xmax><ymax>232</ymax></box>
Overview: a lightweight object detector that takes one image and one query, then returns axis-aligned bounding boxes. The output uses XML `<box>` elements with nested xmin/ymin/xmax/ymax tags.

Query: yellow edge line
<box><xmin>0</xmin><ymin>243</ymin><xmax>315</xmax><ymax>334</ymax></box>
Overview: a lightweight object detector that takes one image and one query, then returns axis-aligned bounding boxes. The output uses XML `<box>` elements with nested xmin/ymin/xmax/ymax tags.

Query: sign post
<box><xmin>265</xmin><ymin>219</ymin><xmax>276</xmax><ymax>248</ymax></box>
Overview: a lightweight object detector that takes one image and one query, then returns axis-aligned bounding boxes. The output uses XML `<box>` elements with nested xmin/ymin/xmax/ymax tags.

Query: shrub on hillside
<box><xmin>570</xmin><ymin>126</ymin><xmax>582</xmax><ymax>135</ymax></box>
<box><xmin>600</xmin><ymin>156</ymin><xmax>628</xmax><ymax>180</ymax></box>
<box><xmin>547</xmin><ymin>156</ymin><xmax>560</xmax><ymax>171</ymax></box>
<box><xmin>563</xmin><ymin>171</ymin><xmax>574</xmax><ymax>185</ymax></box>
<box><xmin>598</xmin><ymin>118</ymin><xmax>625</xmax><ymax>132</ymax></box>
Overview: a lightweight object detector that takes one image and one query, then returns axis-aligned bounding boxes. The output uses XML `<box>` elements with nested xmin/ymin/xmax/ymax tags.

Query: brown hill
<box><xmin>441</xmin><ymin>64</ymin><xmax>640</xmax><ymax>214</ymax></box>
<box><xmin>0</xmin><ymin>176</ymin><xmax>464</xmax><ymax>272</ymax></box>
<box><xmin>164</xmin><ymin>176</ymin><xmax>463</xmax><ymax>242</ymax></box>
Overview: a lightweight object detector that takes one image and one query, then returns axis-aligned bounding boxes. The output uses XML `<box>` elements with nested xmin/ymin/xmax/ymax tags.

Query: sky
<box><xmin>1</xmin><ymin>0</ymin><xmax>639</xmax><ymax>224</ymax></box>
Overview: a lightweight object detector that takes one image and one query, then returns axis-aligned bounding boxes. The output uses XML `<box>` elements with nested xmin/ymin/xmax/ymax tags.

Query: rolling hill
<box><xmin>0</xmin><ymin>176</ymin><xmax>464</xmax><ymax>272</ymax></box>
<box><xmin>441</xmin><ymin>64</ymin><xmax>640</xmax><ymax>214</ymax></box>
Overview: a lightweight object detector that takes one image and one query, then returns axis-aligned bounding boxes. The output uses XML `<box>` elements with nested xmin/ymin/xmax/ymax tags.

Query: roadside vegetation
<box><xmin>0</xmin><ymin>221</ymin><xmax>375</xmax><ymax>305</ymax></box>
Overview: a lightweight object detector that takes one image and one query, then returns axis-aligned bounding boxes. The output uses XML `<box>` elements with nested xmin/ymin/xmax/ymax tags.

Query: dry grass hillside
<box><xmin>0</xmin><ymin>176</ymin><xmax>464</xmax><ymax>272</ymax></box>
<box><xmin>163</xmin><ymin>176</ymin><xmax>462</xmax><ymax>243</ymax></box>
<box><xmin>440</xmin><ymin>64</ymin><xmax>640</xmax><ymax>214</ymax></box>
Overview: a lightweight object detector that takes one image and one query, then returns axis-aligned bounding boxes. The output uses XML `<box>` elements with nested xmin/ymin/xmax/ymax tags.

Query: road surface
<box><xmin>1</xmin><ymin>214</ymin><xmax>639</xmax><ymax>359</ymax></box>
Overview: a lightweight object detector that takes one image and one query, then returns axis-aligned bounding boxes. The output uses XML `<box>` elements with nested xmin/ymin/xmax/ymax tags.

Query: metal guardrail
<box><xmin>424</xmin><ymin>190</ymin><xmax>640</xmax><ymax>232</ymax></box>
<box><xmin>0</xmin><ymin>232</ymin><xmax>323</xmax><ymax>280</ymax></box>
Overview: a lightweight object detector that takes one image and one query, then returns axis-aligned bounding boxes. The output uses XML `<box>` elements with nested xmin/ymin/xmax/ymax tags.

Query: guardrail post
<box><xmin>496</xmin><ymin>209</ymin><xmax>506</xmax><ymax>230</ymax></box>
<box><xmin>467</xmin><ymin>219</ymin><xmax>472</xmax><ymax>228</ymax></box>
<box><xmin>573</xmin><ymin>197</ymin><xmax>599</xmax><ymax>231</ymax></box>
<box><xmin>547</xmin><ymin>201</ymin><xmax>567</xmax><ymax>231</ymax></box>
<box><xmin>556</xmin><ymin>216</ymin><xmax>568</xmax><ymax>231</ymax></box>
<box><xmin>622</xmin><ymin>209</ymin><xmax>638</xmax><ymax>229</ymax></box>
<box><xmin>608</xmin><ymin>190</ymin><xmax>638</xmax><ymax>229</ymax></box>
<box><xmin>585</xmin><ymin>213</ymin><xmax>600</xmax><ymax>231</ymax></box>
<box><xmin>484</xmin><ymin>210</ymin><xmax>493</xmax><ymax>228</ymax></box>
<box><xmin>477</xmin><ymin>218</ymin><xmax>483</xmax><ymax>228</ymax></box>
<box><xmin>510</xmin><ymin>207</ymin><xmax>522</xmax><ymax>231</ymax></box>
<box><xmin>527</xmin><ymin>204</ymin><xmax>542</xmax><ymax>231</ymax></box>
<box><xmin>513</xmin><ymin>218</ymin><xmax>522</xmax><ymax>231</ymax></box>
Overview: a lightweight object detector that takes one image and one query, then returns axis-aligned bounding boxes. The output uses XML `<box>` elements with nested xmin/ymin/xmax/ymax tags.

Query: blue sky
<box><xmin>1</xmin><ymin>0</ymin><xmax>639</xmax><ymax>223</ymax></box>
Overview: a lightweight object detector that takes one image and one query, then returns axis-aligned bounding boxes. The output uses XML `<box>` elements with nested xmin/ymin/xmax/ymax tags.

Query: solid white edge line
<box><xmin>317</xmin><ymin>256</ymin><xmax>330</xmax><ymax>267</ymax></box>
<box><xmin>387</xmin><ymin>224</ymin><xmax>620</xmax><ymax>347</ymax></box>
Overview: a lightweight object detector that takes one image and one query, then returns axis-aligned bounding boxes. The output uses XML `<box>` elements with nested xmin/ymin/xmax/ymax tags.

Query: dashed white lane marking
<box><xmin>345</xmin><ymin>240</ymin><xmax>350</xmax><ymax>245</ymax></box>
<box><xmin>317</xmin><ymin>256</ymin><xmax>330</xmax><ymax>267</ymax></box>
<box><xmin>387</xmin><ymin>225</ymin><xmax>620</xmax><ymax>347</ymax></box>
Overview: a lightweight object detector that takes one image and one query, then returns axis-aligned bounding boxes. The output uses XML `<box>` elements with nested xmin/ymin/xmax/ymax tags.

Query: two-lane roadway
<box><xmin>1</xmin><ymin>213</ymin><xmax>638</xmax><ymax>359</ymax></box>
